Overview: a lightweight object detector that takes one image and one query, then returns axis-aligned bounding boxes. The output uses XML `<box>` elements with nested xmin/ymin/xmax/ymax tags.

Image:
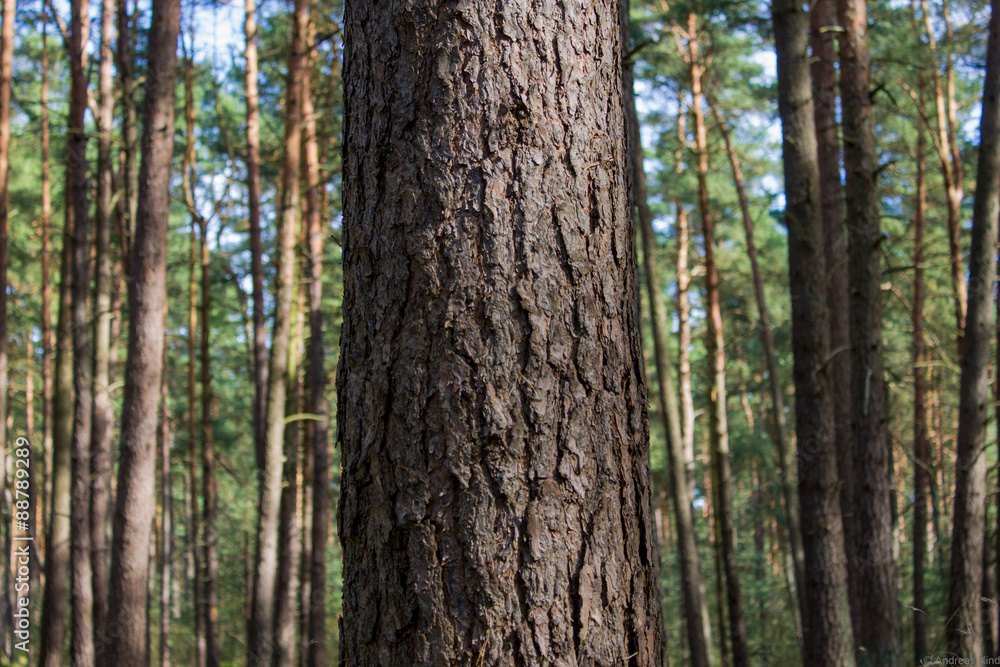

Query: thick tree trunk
<box><xmin>625</xmin><ymin>17</ymin><xmax>712</xmax><ymax>667</ymax></box>
<box><xmin>838</xmin><ymin>0</ymin><xmax>902</xmax><ymax>661</ymax></box>
<box><xmin>302</xmin><ymin>58</ymin><xmax>331</xmax><ymax>667</ymax></box>
<box><xmin>107</xmin><ymin>0</ymin><xmax>181</xmax><ymax>661</ymax></box>
<box><xmin>946</xmin><ymin>0</ymin><xmax>1000</xmax><ymax>658</ymax></box>
<box><xmin>248</xmin><ymin>0</ymin><xmax>308</xmax><ymax>662</ymax></box>
<box><xmin>810</xmin><ymin>0</ymin><xmax>857</xmax><ymax>641</ymax></box>
<box><xmin>90</xmin><ymin>0</ymin><xmax>116</xmax><ymax>652</ymax></box>
<box><xmin>711</xmin><ymin>101</ymin><xmax>806</xmax><ymax>647</ymax></box>
<box><xmin>912</xmin><ymin>98</ymin><xmax>931</xmax><ymax>663</ymax></box>
<box><xmin>686</xmin><ymin>18</ymin><xmax>748</xmax><ymax>665</ymax></box>
<box><xmin>245</xmin><ymin>0</ymin><xmax>268</xmax><ymax>471</ymax></box>
<box><xmin>67</xmin><ymin>0</ymin><xmax>95</xmax><ymax>662</ymax></box>
<box><xmin>159</xmin><ymin>342</ymin><xmax>172</xmax><ymax>667</ymax></box>
<box><xmin>338</xmin><ymin>0</ymin><xmax>664</xmax><ymax>662</ymax></box>
<box><xmin>772</xmin><ymin>0</ymin><xmax>856</xmax><ymax>663</ymax></box>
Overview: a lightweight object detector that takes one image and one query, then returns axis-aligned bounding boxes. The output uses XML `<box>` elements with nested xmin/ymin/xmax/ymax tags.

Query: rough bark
<box><xmin>337</xmin><ymin>0</ymin><xmax>664</xmax><ymax>662</ymax></box>
<box><xmin>912</xmin><ymin>97</ymin><xmax>930</xmax><ymax>663</ymax></box>
<box><xmin>245</xmin><ymin>0</ymin><xmax>268</xmax><ymax>470</ymax></box>
<box><xmin>711</xmin><ymin>100</ymin><xmax>806</xmax><ymax>646</ymax></box>
<box><xmin>159</xmin><ymin>341</ymin><xmax>172</xmax><ymax>667</ymax></box>
<box><xmin>838</xmin><ymin>0</ymin><xmax>903</xmax><ymax>660</ymax></box>
<box><xmin>686</xmin><ymin>17</ymin><xmax>748</xmax><ymax>665</ymax></box>
<box><xmin>90</xmin><ymin>0</ymin><xmax>116</xmax><ymax>652</ymax></box>
<box><xmin>810</xmin><ymin>0</ymin><xmax>857</xmax><ymax>640</ymax></box>
<box><xmin>106</xmin><ymin>0</ymin><xmax>181</xmax><ymax>661</ymax></box>
<box><xmin>200</xmin><ymin>217</ymin><xmax>220</xmax><ymax>667</ymax></box>
<box><xmin>625</xmin><ymin>16</ymin><xmax>712</xmax><ymax>667</ymax></box>
<box><xmin>772</xmin><ymin>0</ymin><xmax>856</xmax><ymax>662</ymax></box>
<box><xmin>945</xmin><ymin>0</ymin><xmax>1000</xmax><ymax>658</ymax></box>
<box><xmin>248</xmin><ymin>0</ymin><xmax>308</xmax><ymax>662</ymax></box>
<box><xmin>67</xmin><ymin>0</ymin><xmax>95</xmax><ymax>662</ymax></box>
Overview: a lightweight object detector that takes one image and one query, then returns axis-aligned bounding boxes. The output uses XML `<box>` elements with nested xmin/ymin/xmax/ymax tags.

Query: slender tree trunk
<box><xmin>116</xmin><ymin>0</ymin><xmax>137</xmax><ymax>273</ymax></box>
<box><xmin>625</xmin><ymin>17</ymin><xmax>712</xmax><ymax>666</ymax></box>
<box><xmin>912</xmin><ymin>94</ymin><xmax>931</xmax><ymax>663</ymax></box>
<box><xmin>249</xmin><ymin>0</ymin><xmax>308</xmax><ymax>662</ymax></box>
<box><xmin>90</xmin><ymin>0</ymin><xmax>116</xmax><ymax>653</ymax></box>
<box><xmin>711</xmin><ymin>101</ymin><xmax>806</xmax><ymax>648</ymax></box>
<box><xmin>40</xmin><ymin>15</ymin><xmax>54</xmax><ymax>558</ymax></box>
<box><xmin>686</xmin><ymin>17</ymin><xmax>748</xmax><ymax>665</ymax></box>
<box><xmin>159</xmin><ymin>342</ymin><xmax>172</xmax><ymax>667</ymax></box>
<box><xmin>182</xmin><ymin>51</ymin><xmax>206</xmax><ymax>667</ymax></box>
<box><xmin>338</xmin><ymin>0</ymin><xmax>665</xmax><ymax>659</ymax></box>
<box><xmin>946</xmin><ymin>0</ymin><xmax>1000</xmax><ymax>658</ymax></box>
<box><xmin>0</xmin><ymin>0</ymin><xmax>10</xmax><ymax>625</ymax></box>
<box><xmin>302</xmin><ymin>57</ymin><xmax>331</xmax><ymax>667</ymax></box>
<box><xmin>66</xmin><ymin>0</ymin><xmax>96</xmax><ymax>662</ymax></box>
<box><xmin>245</xmin><ymin>0</ymin><xmax>268</xmax><ymax>471</ymax></box>
<box><xmin>810</xmin><ymin>0</ymin><xmax>858</xmax><ymax>642</ymax></box>
<box><xmin>838</xmin><ymin>0</ymin><xmax>902</xmax><ymax>661</ymax></box>
<box><xmin>274</xmin><ymin>283</ymin><xmax>304</xmax><ymax>667</ymax></box>
<box><xmin>107</xmin><ymin>0</ymin><xmax>181</xmax><ymax>660</ymax></box>
<box><xmin>772</xmin><ymin>0</ymin><xmax>856</xmax><ymax>662</ymax></box>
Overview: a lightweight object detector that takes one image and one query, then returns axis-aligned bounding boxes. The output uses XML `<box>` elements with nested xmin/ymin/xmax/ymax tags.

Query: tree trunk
<box><xmin>946</xmin><ymin>0</ymin><xmax>1000</xmax><ymax>658</ymax></box>
<box><xmin>625</xmin><ymin>14</ymin><xmax>712</xmax><ymax>666</ymax></box>
<box><xmin>912</xmin><ymin>92</ymin><xmax>931</xmax><ymax>663</ymax></box>
<box><xmin>337</xmin><ymin>0</ymin><xmax>665</xmax><ymax>661</ymax></box>
<box><xmin>772</xmin><ymin>0</ymin><xmax>856</xmax><ymax>662</ymax></box>
<box><xmin>810</xmin><ymin>0</ymin><xmax>857</xmax><ymax>643</ymax></box>
<box><xmin>837</xmin><ymin>0</ymin><xmax>902</xmax><ymax>661</ymax></box>
<box><xmin>67</xmin><ymin>0</ymin><xmax>95</xmax><ymax>662</ymax></box>
<box><xmin>248</xmin><ymin>0</ymin><xmax>308</xmax><ymax>662</ymax></box>
<box><xmin>107</xmin><ymin>0</ymin><xmax>181</xmax><ymax>660</ymax></box>
<box><xmin>711</xmin><ymin>100</ymin><xmax>806</xmax><ymax>647</ymax></box>
<box><xmin>116</xmin><ymin>0</ymin><xmax>137</xmax><ymax>273</ymax></box>
<box><xmin>199</xmin><ymin>215</ymin><xmax>220</xmax><ymax>667</ymax></box>
<box><xmin>274</xmin><ymin>283</ymin><xmax>304</xmax><ymax>667</ymax></box>
<box><xmin>159</xmin><ymin>341</ymin><xmax>172</xmax><ymax>667</ymax></box>
<box><xmin>40</xmin><ymin>14</ymin><xmax>54</xmax><ymax>561</ymax></box>
<box><xmin>183</xmin><ymin>52</ymin><xmax>206</xmax><ymax>667</ymax></box>
<box><xmin>90</xmin><ymin>0</ymin><xmax>116</xmax><ymax>652</ymax></box>
<box><xmin>686</xmin><ymin>17</ymin><xmax>748</xmax><ymax>665</ymax></box>
<box><xmin>0</xmin><ymin>0</ymin><xmax>10</xmax><ymax>627</ymax></box>
<box><xmin>302</xmin><ymin>55</ymin><xmax>331</xmax><ymax>667</ymax></box>
<box><xmin>245</xmin><ymin>0</ymin><xmax>268</xmax><ymax>471</ymax></box>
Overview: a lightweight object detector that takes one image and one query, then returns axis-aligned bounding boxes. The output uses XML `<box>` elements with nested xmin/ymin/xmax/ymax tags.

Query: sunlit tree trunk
<box><xmin>159</xmin><ymin>341</ymin><xmax>172</xmax><ymax>667</ymax></box>
<box><xmin>946</xmin><ymin>0</ymin><xmax>1000</xmax><ymax>659</ymax></box>
<box><xmin>40</xmin><ymin>15</ymin><xmax>54</xmax><ymax>561</ymax></box>
<box><xmin>107</xmin><ymin>0</ymin><xmax>181</xmax><ymax>660</ymax></box>
<box><xmin>772</xmin><ymin>0</ymin><xmax>856</xmax><ymax>661</ymax></box>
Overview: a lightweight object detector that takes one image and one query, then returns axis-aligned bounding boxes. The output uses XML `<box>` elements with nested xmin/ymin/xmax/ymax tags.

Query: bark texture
<box><xmin>772</xmin><ymin>0</ymin><xmax>856</xmax><ymax>663</ymax></box>
<box><xmin>106</xmin><ymin>0</ymin><xmax>181</xmax><ymax>660</ymax></box>
<box><xmin>945</xmin><ymin>0</ymin><xmax>1000</xmax><ymax>658</ymax></box>
<box><xmin>337</xmin><ymin>0</ymin><xmax>664</xmax><ymax>662</ymax></box>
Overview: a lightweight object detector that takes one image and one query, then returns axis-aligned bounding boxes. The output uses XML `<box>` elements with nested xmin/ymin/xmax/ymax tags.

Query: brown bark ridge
<box><xmin>90</xmin><ymin>0</ymin><xmax>116</xmax><ymax>653</ymax></box>
<box><xmin>772</xmin><ymin>0</ymin><xmax>856</xmax><ymax>663</ymax></box>
<box><xmin>248</xmin><ymin>0</ymin><xmax>308</xmax><ymax>662</ymax></box>
<box><xmin>338</xmin><ymin>0</ymin><xmax>664</xmax><ymax>662</ymax></box>
<box><xmin>810</xmin><ymin>0</ymin><xmax>857</xmax><ymax>640</ymax></box>
<box><xmin>911</xmin><ymin>88</ymin><xmax>931</xmax><ymax>663</ymax></box>
<box><xmin>624</xmin><ymin>5</ymin><xmax>711</xmax><ymax>664</ymax></box>
<box><xmin>946</xmin><ymin>0</ymin><xmax>1000</xmax><ymax>658</ymax></box>
<box><xmin>684</xmin><ymin>16</ymin><xmax>748</xmax><ymax>665</ymax></box>
<box><xmin>710</xmin><ymin>99</ymin><xmax>806</xmax><ymax>649</ymax></box>
<box><xmin>837</xmin><ymin>0</ymin><xmax>903</xmax><ymax>660</ymax></box>
<box><xmin>106</xmin><ymin>0</ymin><xmax>181</xmax><ymax>660</ymax></box>
<box><xmin>67</xmin><ymin>0</ymin><xmax>95</xmax><ymax>662</ymax></box>
<box><xmin>159</xmin><ymin>340</ymin><xmax>172</xmax><ymax>667</ymax></box>
<box><xmin>245</xmin><ymin>0</ymin><xmax>268</xmax><ymax>470</ymax></box>
<box><xmin>303</xmin><ymin>53</ymin><xmax>331</xmax><ymax>666</ymax></box>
